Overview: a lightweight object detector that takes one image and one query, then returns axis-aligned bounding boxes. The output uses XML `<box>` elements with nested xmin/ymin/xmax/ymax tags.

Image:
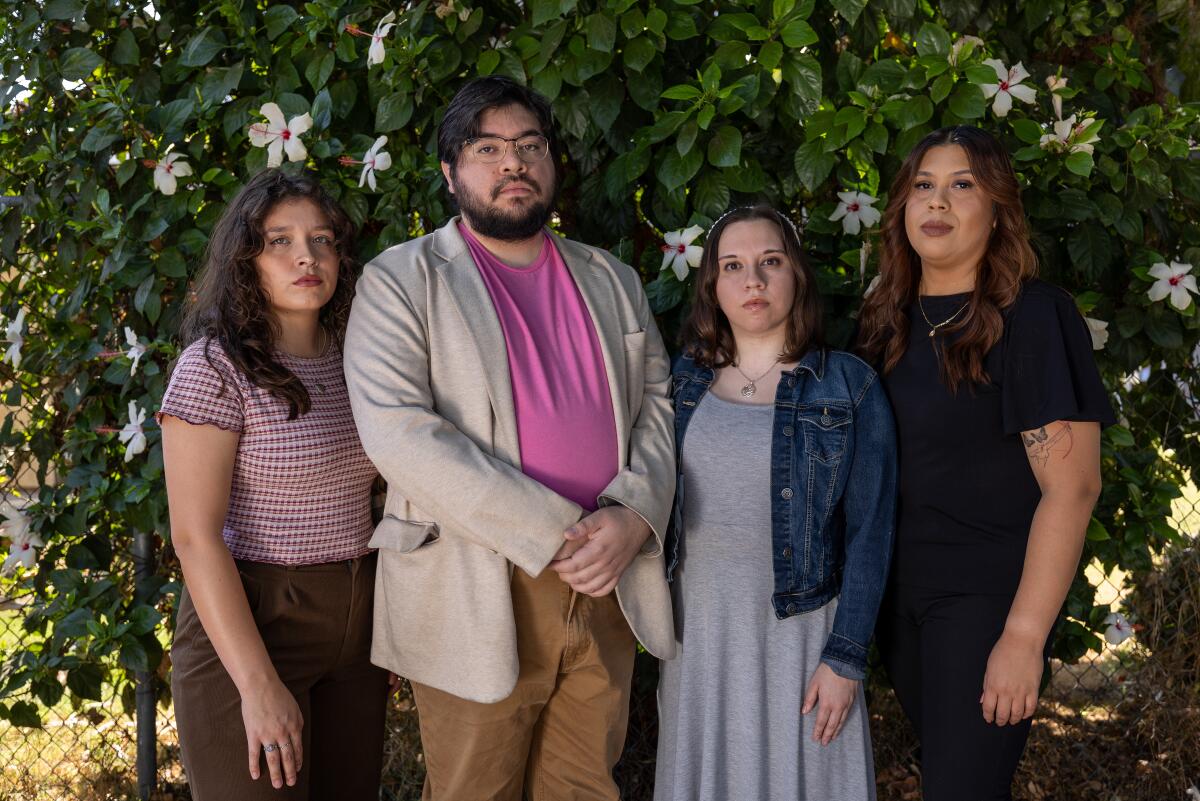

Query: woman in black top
<box><xmin>856</xmin><ymin>126</ymin><xmax>1115</xmax><ymax>800</ymax></box>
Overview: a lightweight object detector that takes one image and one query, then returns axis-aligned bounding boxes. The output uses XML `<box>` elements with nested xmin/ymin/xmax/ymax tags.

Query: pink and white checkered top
<box><xmin>158</xmin><ymin>338</ymin><xmax>377</xmax><ymax>566</ymax></box>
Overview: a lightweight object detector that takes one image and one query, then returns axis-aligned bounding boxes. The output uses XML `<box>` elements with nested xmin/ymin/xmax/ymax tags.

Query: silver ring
<box><xmin>264</xmin><ymin>743</ymin><xmax>279</xmax><ymax>753</ymax></box>
<box><xmin>279</xmin><ymin>742</ymin><xmax>291</xmax><ymax>750</ymax></box>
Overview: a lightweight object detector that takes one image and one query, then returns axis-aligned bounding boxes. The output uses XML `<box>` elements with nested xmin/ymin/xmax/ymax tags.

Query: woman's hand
<box><xmin>241</xmin><ymin>676</ymin><xmax>305</xmax><ymax>788</ymax></box>
<box><xmin>802</xmin><ymin>663</ymin><xmax>859</xmax><ymax>746</ymax></box>
<box><xmin>980</xmin><ymin>630</ymin><xmax>1043</xmax><ymax>726</ymax></box>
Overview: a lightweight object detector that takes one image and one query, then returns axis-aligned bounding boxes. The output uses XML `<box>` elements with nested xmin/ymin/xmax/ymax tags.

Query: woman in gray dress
<box><xmin>656</xmin><ymin>206</ymin><xmax>898</xmax><ymax>801</ymax></box>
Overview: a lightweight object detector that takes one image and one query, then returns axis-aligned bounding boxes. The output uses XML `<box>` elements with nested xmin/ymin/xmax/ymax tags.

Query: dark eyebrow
<box><xmin>265</xmin><ymin>225</ymin><xmax>334</xmax><ymax>233</ymax></box>
<box><xmin>915</xmin><ymin>169</ymin><xmax>974</xmax><ymax>176</ymax></box>
<box><xmin>719</xmin><ymin>248</ymin><xmax>786</xmax><ymax>259</ymax></box>
<box><xmin>474</xmin><ymin>129</ymin><xmax>544</xmax><ymax>140</ymax></box>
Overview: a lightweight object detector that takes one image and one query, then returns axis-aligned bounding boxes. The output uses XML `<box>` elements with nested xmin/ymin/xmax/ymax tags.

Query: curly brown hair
<box><xmin>179</xmin><ymin>169</ymin><xmax>359</xmax><ymax>419</ymax></box>
<box><xmin>680</xmin><ymin>205</ymin><xmax>824</xmax><ymax>368</ymax></box>
<box><xmin>856</xmin><ymin>126</ymin><xmax>1037</xmax><ymax>392</ymax></box>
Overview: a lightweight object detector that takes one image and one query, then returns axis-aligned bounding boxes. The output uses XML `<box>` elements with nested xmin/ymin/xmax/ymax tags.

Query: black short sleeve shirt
<box><xmin>881</xmin><ymin>280</ymin><xmax>1116</xmax><ymax>595</ymax></box>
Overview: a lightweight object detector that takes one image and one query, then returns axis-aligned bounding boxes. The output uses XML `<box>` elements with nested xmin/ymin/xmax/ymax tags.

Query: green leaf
<box><xmin>200</xmin><ymin>62</ymin><xmax>244</xmax><ymax>106</ymax></box>
<box><xmin>895</xmin><ymin>95</ymin><xmax>933</xmax><ymax>130</ymax></box>
<box><xmin>724</xmin><ymin>157</ymin><xmax>768</xmax><ymax>193</ymax></box>
<box><xmin>7</xmin><ymin>701</ymin><xmax>42</xmax><ymax>729</ymax></box>
<box><xmin>965</xmin><ymin>64</ymin><xmax>1001</xmax><ymax>85</ymax></box>
<box><xmin>119</xmin><ymin>639</ymin><xmax>150</xmax><ymax>673</ymax></box>
<box><xmin>693</xmin><ymin>170</ymin><xmax>730</xmax><ymax>217</ymax></box>
<box><xmin>1010</xmin><ymin>118</ymin><xmax>1044</xmax><ymax>145</ymax></box>
<box><xmin>112</xmin><ymin>29</ymin><xmax>140</xmax><ymax>66</ymax></box>
<box><xmin>830</xmin><ymin>0</ymin><xmax>868</xmax><ymax>24</ymax></box>
<box><xmin>310</xmin><ymin>88</ymin><xmax>332</xmax><ymax>130</ymax></box>
<box><xmin>623</xmin><ymin>36</ymin><xmax>656</xmax><ymax>72</ymax></box>
<box><xmin>758</xmin><ymin>41</ymin><xmax>784</xmax><ymax>71</ymax></box>
<box><xmin>585</xmin><ymin>13</ymin><xmax>616</xmax><ymax>52</ymax></box>
<box><xmin>657</xmin><ymin>146</ymin><xmax>704</xmax><ymax>190</ymax></box>
<box><xmin>532</xmin><ymin>64</ymin><xmax>562</xmax><ymax>99</ymax></box>
<box><xmin>376</xmin><ymin>93</ymin><xmax>414</xmax><ymax>132</ymax></box>
<box><xmin>477</xmin><ymin>50</ymin><xmax>501</xmax><ymax>76</ymax></box>
<box><xmin>180</xmin><ymin>27</ymin><xmax>228</xmax><ymax>68</ymax></box>
<box><xmin>531</xmin><ymin>0</ymin><xmax>562</xmax><ymax>26</ymax></box>
<box><xmin>305</xmin><ymin>50</ymin><xmax>334</xmax><ymax>91</ymax></box>
<box><xmin>156</xmin><ymin>98</ymin><xmax>195</xmax><ymax>134</ymax></box>
<box><xmin>794</xmin><ymin>140</ymin><xmax>837</xmax><ymax>192</ymax></box>
<box><xmin>930</xmin><ymin>72</ymin><xmax>955</xmax><ymax>103</ymax></box>
<box><xmin>665</xmin><ymin>13</ymin><xmax>699</xmax><ymax>40</ymax></box>
<box><xmin>780</xmin><ymin>19</ymin><xmax>818</xmax><ymax>48</ymax></box>
<box><xmin>1086</xmin><ymin>518</ymin><xmax>1111</xmax><ymax>541</ymax></box>
<box><xmin>81</xmin><ymin>124</ymin><xmax>121</xmax><ymax>153</ymax></box>
<box><xmin>863</xmin><ymin>123</ymin><xmax>888</xmax><ymax>154</ymax></box>
<box><xmin>1065</xmin><ymin>151</ymin><xmax>1095</xmax><ymax>177</ymax></box>
<box><xmin>1068</xmin><ymin>223</ymin><xmax>1112</xmax><ymax>278</ymax></box>
<box><xmin>662</xmin><ymin>84</ymin><xmax>702</xmax><ymax>101</ymax></box>
<box><xmin>676</xmin><ymin>120</ymin><xmax>699</xmax><ymax>156</ymax></box>
<box><xmin>948</xmin><ymin>83</ymin><xmax>986</xmax><ymax>119</ymax></box>
<box><xmin>66</xmin><ymin>664</ymin><xmax>105</xmax><ymax>701</ymax></box>
<box><xmin>589</xmin><ymin>75</ymin><xmax>623</xmax><ymax>132</ymax></box>
<box><xmin>645</xmin><ymin>272</ymin><xmax>687</xmax><ymax>314</ymax></box>
<box><xmin>707</xmin><ymin>126</ymin><xmax>743</xmax><ymax>168</ymax></box>
<box><xmin>59</xmin><ymin>47</ymin><xmax>103</xmax><ymax>81</ymax></box>
<box><xmin>264</xmin><ymin>6</ymin><xmax>300</xmax><ymax>41</ymax></box>
<box><xmin>44</xmin><ymin>0</ymin><xmax>85</xmax><ymax>20</ymax></box>
<box><xmin>783</xmin><ymin>52</ymin><xmax>822</xmax><ymax>117</ymax></box>
<box><xmin>1145</xmin><ymin>313</ymin><xmax>1183</xmax><ymax>349</ymax></box>
<box><xmin>914</xmin><ymin>23</ymin><xmax>952</xmax><ymax>57</ymax></box>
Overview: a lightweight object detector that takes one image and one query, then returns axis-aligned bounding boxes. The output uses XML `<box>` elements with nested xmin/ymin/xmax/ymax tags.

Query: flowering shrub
<box><xmin>0</xmin><ymin>0</ymin><xmax>1198</xmax><ymax>725</ymax></box>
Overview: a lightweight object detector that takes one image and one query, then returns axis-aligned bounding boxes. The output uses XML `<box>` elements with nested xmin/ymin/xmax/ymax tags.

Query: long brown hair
<box><xmin>179</xmin><ymin>169</ymin><xmax>359</xmax><ymax>419</ymax></box>
<box><xmin>856</xmin><ymin>126</ymin><xmax>1037</xmax><ymax>392</ymax></box>
<box><xmin>680</xmin><ymin>205</ymin><xmax>824</xmax><ymax>368</ymax></box>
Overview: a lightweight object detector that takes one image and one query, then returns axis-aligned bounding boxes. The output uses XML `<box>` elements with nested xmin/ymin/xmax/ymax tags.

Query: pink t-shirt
<box><xmin>461</xmin><ymin>224</ymin><xmax>618</xmax><ymax>511</ymax></box>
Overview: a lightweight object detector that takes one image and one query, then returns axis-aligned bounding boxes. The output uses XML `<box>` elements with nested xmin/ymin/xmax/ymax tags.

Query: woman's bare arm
<box><xmin>162</xmin><ymin>415</ymin><xmax>303</xmax><ymax>788</ymax></box>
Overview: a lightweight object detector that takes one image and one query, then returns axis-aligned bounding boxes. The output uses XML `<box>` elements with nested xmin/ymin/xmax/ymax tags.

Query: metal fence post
<box><xmin>133</xmin><ymin>528</ymin><xmax>157</xmax><ymax>800</ymax></box>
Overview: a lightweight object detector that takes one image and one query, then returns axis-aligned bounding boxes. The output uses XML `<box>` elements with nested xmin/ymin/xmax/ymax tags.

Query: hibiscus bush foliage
<box><xmin>0</xmin><ymin>0</ymin><xmax>1198</xmax><ymax>726</ymax></box>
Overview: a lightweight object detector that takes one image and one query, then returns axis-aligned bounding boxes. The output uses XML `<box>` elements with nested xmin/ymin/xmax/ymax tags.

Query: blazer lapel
<box><xmin>551</xmin><ymin>236</ymin><xmax>631</xmax><ymax>467</ymax></box>
<box><xmin>431</xmin><ymin>219</ymin><xmax>521</xmax><ymax>465</ymax></box>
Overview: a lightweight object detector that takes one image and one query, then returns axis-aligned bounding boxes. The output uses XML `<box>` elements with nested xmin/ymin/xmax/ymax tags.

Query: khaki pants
<box><xmin>172</xmin><ymin>554</ymin><xmax>389</xmax><ymax>801</ymax></box>
<box><xmin>411</xmin><ymin>566</ymin><xmax>637</xmax><ymax>801</ymax></box>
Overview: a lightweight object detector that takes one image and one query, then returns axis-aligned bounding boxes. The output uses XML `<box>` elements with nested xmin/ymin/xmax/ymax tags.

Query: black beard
<box><xmin>452</xmin><ymin>175</ymin><xmax>554</xmax><ymax>241</ymax></box>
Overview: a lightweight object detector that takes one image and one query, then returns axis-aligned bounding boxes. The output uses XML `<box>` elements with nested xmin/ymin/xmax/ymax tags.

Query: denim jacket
<box><xmin>668</xmin><ymin>348</ymin><xmax>898</xmax><ymax>680</ymax></box>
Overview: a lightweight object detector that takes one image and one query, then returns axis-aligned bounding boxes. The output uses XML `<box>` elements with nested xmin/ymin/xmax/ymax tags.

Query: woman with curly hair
<box><xmin>856</xmin><ymin>126</ymin><xmax>1114</xmax><ymax>800</ymax></box>
<box><xmin>159</xmin><ymin>169</ymin><xmax>388</xmax><ymax>800</ymax></box>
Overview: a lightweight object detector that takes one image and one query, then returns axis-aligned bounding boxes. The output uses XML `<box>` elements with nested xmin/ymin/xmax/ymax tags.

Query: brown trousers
<box><xmin>411</xmin><ymin>566</ymin><xmax>637</xmax><ymax>801</ymax></box>
<box><xmin>172</xmin><ymin>553</ymin><xmax>389</xmax><ymax>801</ymax></box>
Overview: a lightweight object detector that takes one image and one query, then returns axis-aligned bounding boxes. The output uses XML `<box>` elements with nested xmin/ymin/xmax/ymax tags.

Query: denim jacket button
<box><xmin>783</xmin><ymin>425</ymin><xmax>794</xmax><ymax>436</ymax></box>
<box><xmin>781</xmin><ymin>487</ymin><xmax>793</xmax><ymax>500</ymax></box>
<box><xmin>820</xmin><ymin>414</ymin><xmax>833</xmax><ymax>426</ymax></box>
<box><xmin>782</xmin><ymin>546</ymin><xmax>792</xmax><ymax>558</ymax></box>
<box><xmin>786</xmin><ymin>378</ymin><xmax>795</xmax><ymax>388</ymax></box>
<box><xmin>785</xmin><ymin>602</ymin><xmax>798</xmax><ymax>615</ymax></box>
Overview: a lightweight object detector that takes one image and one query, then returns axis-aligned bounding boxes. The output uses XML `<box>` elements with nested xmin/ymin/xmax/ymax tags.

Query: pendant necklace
<box><xmin>916</xmin><ymin>294</ymin><xmax>969</xmax><ymax>338</ymax></box>
<box><xmin>732</xmin><ymin>358</ymin><xmax>780</xmax><ymax>398</ymax></box>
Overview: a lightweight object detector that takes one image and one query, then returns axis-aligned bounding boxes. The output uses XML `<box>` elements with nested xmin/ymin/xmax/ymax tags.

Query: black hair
<box><xmin>436</xmin><ymin>76</ymin><xmax>561</xmax><ymax>171</ymax></box>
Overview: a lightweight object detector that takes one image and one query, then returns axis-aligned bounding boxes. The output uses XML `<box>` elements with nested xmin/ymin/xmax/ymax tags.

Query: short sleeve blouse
<box><xmin>1000</xmin><ymin>282</ymin><xmax>1117</xmax><ymax>435</ymax></box>
<box><xmin>880</xmin><ymin>279</ymin><xmax>1115</xmax><ymax>595</ymax></box>
<box><xmin>158</xmin><ymin>338</ymin><xmax>378</xmax><ymax>566</ymax></box>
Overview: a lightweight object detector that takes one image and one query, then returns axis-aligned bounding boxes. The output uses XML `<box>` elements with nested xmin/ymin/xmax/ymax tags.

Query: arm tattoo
<box><xmin>1022</xmin><ymin>423</ymin><xmax>1074</xmax><ymax>468</ymax></box>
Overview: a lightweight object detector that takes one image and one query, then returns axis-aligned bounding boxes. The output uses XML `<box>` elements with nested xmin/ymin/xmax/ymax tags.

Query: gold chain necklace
<box><xmin>732</xmin><ymin>358</ymin><xmax>780</xmax><ymax>398</ymax></box>
<box><xmin>916</xmin><ymin>295</ymin><xmax>969</xmax><ymax>338</ymax></box>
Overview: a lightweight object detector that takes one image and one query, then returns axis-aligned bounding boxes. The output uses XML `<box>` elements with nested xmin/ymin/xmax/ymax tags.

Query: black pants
<box><xmin>876</xmin><ymin>583</ymin><xmax>1050</xmax><ymax>801</ymax></box>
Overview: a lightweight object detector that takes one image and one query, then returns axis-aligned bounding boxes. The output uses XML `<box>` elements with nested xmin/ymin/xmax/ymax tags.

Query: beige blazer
<box><xmin>344</xmin><ymin>217</ymin><xmax>676</xmax><ymax>703</ymax></box>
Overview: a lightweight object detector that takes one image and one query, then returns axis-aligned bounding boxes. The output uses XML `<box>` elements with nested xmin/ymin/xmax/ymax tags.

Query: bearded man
<box><xmin>344</xmin><ymin>76</ymin><xmax>676</xmax><ymax>801</ymax></box>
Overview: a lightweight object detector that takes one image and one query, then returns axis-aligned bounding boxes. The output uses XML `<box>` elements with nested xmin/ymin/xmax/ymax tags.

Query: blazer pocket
<box><xmin>368</xmin><ymin>515</ymin><xmax>440</xmax><ymax>553</ymax></box>
<box><xmin>622</xmin><ymin>329</ymin><xmax>646</xmax><ymax>417</ymax></box>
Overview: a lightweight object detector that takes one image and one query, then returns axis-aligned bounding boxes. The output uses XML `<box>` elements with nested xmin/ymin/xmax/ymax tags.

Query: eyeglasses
<box><xmin>463</xmin><ymin>135</ymin><xmax>551</xmax><ymax>164</ymax></box>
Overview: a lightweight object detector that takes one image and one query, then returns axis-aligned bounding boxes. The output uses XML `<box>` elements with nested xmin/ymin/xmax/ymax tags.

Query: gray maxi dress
<box><xmin>654</xmin><ymin>392</ymin><xmax>877</xmax><ymax>801</ymax></box>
